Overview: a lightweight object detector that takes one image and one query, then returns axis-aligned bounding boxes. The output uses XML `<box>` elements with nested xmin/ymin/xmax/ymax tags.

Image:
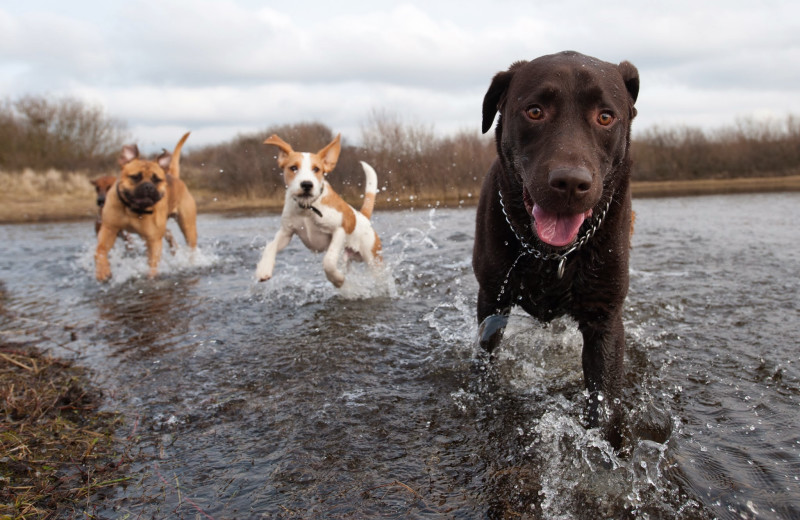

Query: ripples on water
<box><xmin>0</xmin><ymin>194</ymin><xmax>798</xmax><ymax>519</ymax></box>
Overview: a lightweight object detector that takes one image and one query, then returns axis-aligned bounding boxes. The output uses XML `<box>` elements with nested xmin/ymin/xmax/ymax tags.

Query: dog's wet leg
<box><xmin>145</xmin><ymin>237</ymin><xmax>164</xmax><ymax>279</ymax></box>
<box><xmin>95</xmin><ymin>226</ymin><xmax>119</xmax><ymax>282</ymax></box>
<box><xmin>579</xmin><ymin>314</ymin><xmax>626</xmax><ymax>449</ymax></box>
<box><xmin>477</xmin><ymin>286</ymin><xmax>512</xmax><ymax>353</ymax></box>
<box><xmin>477</xmin><ymin>312</ymin><xmax>510</xmax><ymax>353</ymax></box>
<box><xmin>175</xmin><ymin>207</ymin><xmax>197</xmax><ymax>249</ymax></box>
<box><xmin>164</xmin><ymin>229</ymin><xmax>177</xmax><ymax>255</ymax></box>
<box><xmin>323</xmin><ymin>228</ymin><xmax>347</xmax><ymax>288</ymax></box>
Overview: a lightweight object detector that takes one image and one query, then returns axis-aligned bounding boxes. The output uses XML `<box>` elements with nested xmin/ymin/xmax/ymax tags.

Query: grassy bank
<box><xmin>0</xmin><ymin>343</ymin><xmax>127</xmax><ymax>518</ymax></box>
<box><xmin>1</xmin><ymin>171</ymin><xmax>799</xmax><ymax>225</ymax></box>
<box><xmin>632</xmin><ymin>175</ymin><xmax>800</xmax><ymax>198</ymax></box>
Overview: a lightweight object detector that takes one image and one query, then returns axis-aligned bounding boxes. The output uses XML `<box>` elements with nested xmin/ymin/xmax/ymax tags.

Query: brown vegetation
<box><xmin>0</xmin><ymin>95</ymin><xmax>128</xmax><ymax>173</ymax></box>
<box><xmin>633</xmin><ymin>116</ymin><xmax>800</xmax><ymax>181</ymax></box>
<box><xmin>0</xmin><ymin>343</ymin><xmax>126</xmax><ymax>518</ymax></box>
<box><xmin>181</xmin><ymin>111</ymin><xmax>496</xmax><ymax>209</ymax></box>
<box><xmin>1</xmin><ymin>95</ymin><xmax>800</xmax><ymax>223</ymax></box>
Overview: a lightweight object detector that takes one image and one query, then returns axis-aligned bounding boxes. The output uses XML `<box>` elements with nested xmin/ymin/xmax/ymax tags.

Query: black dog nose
<box><xmin>548</xmin><ymin>167</ymin><xmax>593</xmax><ymax>198</ymax></box>
<box><xmin>300</xmin><ymin>181</ymin><xmax>313</xmax><ymax>193</ymax></box>
<box><xmin>134</xmin><ymin>182</ymin><xmax>159</xmax><ymax>199</ymax></box>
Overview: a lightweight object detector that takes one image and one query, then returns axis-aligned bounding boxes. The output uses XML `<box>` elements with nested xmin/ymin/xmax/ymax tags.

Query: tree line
<box><xmin>2</xmin><ymin>95</ymin><xmax>799</xmax><ymax>199</ymax></box>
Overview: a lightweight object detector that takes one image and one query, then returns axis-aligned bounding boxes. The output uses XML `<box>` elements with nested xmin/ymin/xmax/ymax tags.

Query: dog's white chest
<box><xmin>292</xmin><ymin>217</ymin><xmax>332</xmax><ymax>252</ymax></box>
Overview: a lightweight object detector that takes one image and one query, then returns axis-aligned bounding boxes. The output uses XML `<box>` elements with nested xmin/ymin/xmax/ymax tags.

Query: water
<box><xmin>1</xmin><ymin>193</ymin><xmax>799</xmax><ymax>519</ymax></box>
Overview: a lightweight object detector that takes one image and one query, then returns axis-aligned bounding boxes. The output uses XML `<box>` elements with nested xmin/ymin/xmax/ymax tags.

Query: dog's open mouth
<box><xmin>294</xmin><ymin>195</ymin><xmax>317</xmax><ymax>209</ymax></box>
<box><xmin>523</xmin><ymin>188</ymin><xmax>592</xmax><ymax>247</ymax></box>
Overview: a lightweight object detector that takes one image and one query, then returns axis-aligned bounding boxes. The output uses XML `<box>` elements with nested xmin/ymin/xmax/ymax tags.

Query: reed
<box><xmin>2</xmin><ymin>95</ymin><xmax>800</xmax><ymax>223</ymax></box>
<box><xmin>0</xmin><ymin>344</ymin><xmax>127</xmax><ymax>517</ymax></box>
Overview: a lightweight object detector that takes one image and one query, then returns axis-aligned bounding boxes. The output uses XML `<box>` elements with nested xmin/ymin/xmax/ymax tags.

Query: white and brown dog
<box><xmin>256</xmin><ymin>133</ymin><xmax>382</xmax><ymax>288</ymax></box>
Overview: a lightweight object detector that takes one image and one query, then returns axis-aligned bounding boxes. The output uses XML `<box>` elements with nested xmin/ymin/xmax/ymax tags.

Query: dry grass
<box><xmin>0</xmin><ymin>170</ymin><xmax>99</xmax><ymax>223</ymax></box>
<box><xmin>0</xmin><ymin>343</ymin><xmax>127</xmax><ymax>518</ymax></box>
<box><xmin>632</xmin><ymin>175</ymin><xmax>800</xmax><ymax>198</ymax></box>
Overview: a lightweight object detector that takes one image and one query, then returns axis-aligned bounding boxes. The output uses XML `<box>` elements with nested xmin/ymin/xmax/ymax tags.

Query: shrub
<box><xmin>0</xmin><ymin>95</ymin><xmax>128</xmax><ymax>173</ymax></box>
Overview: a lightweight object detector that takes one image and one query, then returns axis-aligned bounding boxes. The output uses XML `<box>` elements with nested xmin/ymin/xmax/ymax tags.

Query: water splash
<box><xmin>77</xmin><ymin>235</ymin><xmax>220</xmax><ymax>285</ymax></box>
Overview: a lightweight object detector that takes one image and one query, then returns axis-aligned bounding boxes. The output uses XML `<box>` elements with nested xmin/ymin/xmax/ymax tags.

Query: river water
<box><xmin>1</xmin><ymin>193</ymin><xmax>799</xmax><ymax>519</ymax></box>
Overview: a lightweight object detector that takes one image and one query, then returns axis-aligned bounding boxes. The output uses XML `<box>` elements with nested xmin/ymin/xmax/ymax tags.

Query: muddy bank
<box><xmin>0</xmin><ymin>342</ymin><xmax>127</xmax><ymax>517</ymax></box>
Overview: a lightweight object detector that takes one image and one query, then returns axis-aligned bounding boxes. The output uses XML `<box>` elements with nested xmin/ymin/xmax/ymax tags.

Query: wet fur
<box><xmin>94</xmin><ymin>132</ymin><xmax>196</xmax><ymax>281</ymax></box>
<box><xmin>473</xmin><ymin>51</ymin><xmax>639</xmax><ymax>445</ymax></box>
<box><xmin>255</xmin><ymin>134</ymin><xmax>382</xmax><ymax>288</ymax></box>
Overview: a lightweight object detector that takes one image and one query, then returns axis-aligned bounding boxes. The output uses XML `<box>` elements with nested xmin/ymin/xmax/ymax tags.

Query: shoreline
<box><xmin>1</xmin><ymin>175</ymin><xmax>799</xmax><ymax>225</ymax></box>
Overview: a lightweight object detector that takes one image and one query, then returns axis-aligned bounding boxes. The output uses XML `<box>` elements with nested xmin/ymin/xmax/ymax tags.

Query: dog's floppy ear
<box><xmin>482</xmin><ymin>61</ymin><xmax>527</xmax><ymax>134</ymax></box>
<box><xmin>618</xmin><ymin>60</ymin><xmax>640</xmax><ymax>117</ymax></box>
<box><xmin>318</xmin><ymin>134</ymin><xmax>341</xmax><ymax>174</ymax></box>
<box><xmin>263</xmin><ymin>134</ymin><xmax>294</xmax><ymax>162</ymax></box>
<box><xmin>118</xmin><ymin>144</ymin><xmax>139</xmax><ymax>166</ymax></box>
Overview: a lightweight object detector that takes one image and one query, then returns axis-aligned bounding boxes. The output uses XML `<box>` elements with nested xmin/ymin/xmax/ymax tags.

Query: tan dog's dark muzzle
<box><xmin>118</xmin><ymin>182</ymin><xmax>163</xmax><ymax>214</ymax></box>
<box><xmin>133</xmin><ymin>182</ymin><xmax>162</xmax><ymax>202</ymax></box>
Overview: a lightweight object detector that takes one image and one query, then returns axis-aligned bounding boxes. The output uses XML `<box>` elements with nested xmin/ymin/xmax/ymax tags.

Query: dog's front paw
<box><xmin>477</xmin><ymin>313</ymin><xmax>509</xmax><ymax>353</ymax></box>
<box><xmin>325</xmin><ymin>269</ymin><xmax>345</xmax><ymax>288</ymax></box>
<box><xmin>255</xmin><ymin>261</ymin><xmax>274</xmax><ymax>282</ymax></box>
<box><xmin>95</xmin><ymin>264</ymin><xmax>111</xmax><ymax>282</ymax></box>
<box><xmin>95</xmin><ymin>254</ymin><xmax>112</xmax><ymax>282</ymax></box>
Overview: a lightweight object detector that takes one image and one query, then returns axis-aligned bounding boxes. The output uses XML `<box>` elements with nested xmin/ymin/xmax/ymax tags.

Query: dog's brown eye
<box><xmin>597</xmin><ymin>111</ymin><xmax>615</xmax><ymax>126</ymax></box>
<box><xmin>152</xmin><ymin>176</ymin><xmax>162</xmax><ymax>184</ymax></box>
<box><xmin>290</xmin><ymin>165</ymin><xmax>298</xmax><ymax>172</ymax></box>
<box><xmin>525</xmin><ymin>106</ymin><xmax>544</xmax><ymax>120</ymax></box>
<box><xmin>131</xmin><ymin>173</ymin><xmax>143</xmax><ymax>182</ymax></box>
<box><xmin>312</xmin><ymin>167</ymin><xmax>320</xmax><ymax>173</ymax></box>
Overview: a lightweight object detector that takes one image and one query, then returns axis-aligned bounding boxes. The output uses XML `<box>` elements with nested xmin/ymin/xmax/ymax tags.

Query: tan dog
<box><xmin>94</xmin><ymin>132</ymin><xmax>197</xmax><ymax>281</ymax></box>
<box><xmin>256</xmin><ymin>134</ymin><xmax>382</xmax><ymax>288</ymax></box>
<box><xmin>91</xmin><ymin>175</ymin><xmax>174</xmax><ymax>249</ymax></box>
<box><xmin>90</xmin><ymin>175</ymin><xmax>118</xmax><ymax>235</ymax></box>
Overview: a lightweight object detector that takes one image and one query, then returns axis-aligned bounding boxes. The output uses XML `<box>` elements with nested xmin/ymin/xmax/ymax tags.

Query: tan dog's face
<box><xmin>90</xmin><ymin>175</ymin><xmax>117</xmax><ymax>208</ymax></box>
<box><xmin>263</xmin><ymin>134</ymin><xmax>341</xmax><ymax>209</ymax></box>
<box><xmin>116</xmin><ymin>144</ymin><xmax>172</xmax><ymax>213</ymax></box>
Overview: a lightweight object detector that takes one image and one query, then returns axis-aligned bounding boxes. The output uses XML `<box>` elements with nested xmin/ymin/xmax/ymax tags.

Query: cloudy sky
<box><xmin>2</xmin><ymin>0</ymin><xmax>799</xmax><ymax>151</ymax></box>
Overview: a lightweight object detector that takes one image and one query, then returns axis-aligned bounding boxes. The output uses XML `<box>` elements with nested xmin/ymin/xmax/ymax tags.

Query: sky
<box><xmin>2</xmin><ymin>0</ymin><xmax>800</xmax><ymax>152</ymax></box>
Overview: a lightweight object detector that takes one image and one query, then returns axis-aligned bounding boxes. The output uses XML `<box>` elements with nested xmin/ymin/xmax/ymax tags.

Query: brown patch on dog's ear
<box><xmin>263</xmin><ymin>134</ymin><xmax>294</xmax><ymax>162</ymax></box>
<box><xmin>318</xmin><ymin>134</ymin><xmax>341</xmax><ymax>174</ymax></box>
<box><xmin>618</xmin><ymin>61</ymin><xmax>640</xmax><ymax>106</ymax></box>
<box><xmin>482</xmin><ymin>61</ymin><xmax>527</xmax><ymax>134</ymax></box>
<box><xmin>119</xmin><ymin>144</ymin><xmax>139</xmax><ymax>166</ymax></box>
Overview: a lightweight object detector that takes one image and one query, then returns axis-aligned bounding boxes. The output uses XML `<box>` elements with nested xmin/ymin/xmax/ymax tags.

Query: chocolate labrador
<box><xmin>473</xmin><ymin>51</ymin><xmax>639</xmax><ymax>440</ymax></box>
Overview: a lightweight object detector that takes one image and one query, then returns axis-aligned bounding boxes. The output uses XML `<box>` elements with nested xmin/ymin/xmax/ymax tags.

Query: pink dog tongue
<box><xmin>532</xmin><ymin>204</ymin><xmax>589</xmax><ymax>247</ymax></box>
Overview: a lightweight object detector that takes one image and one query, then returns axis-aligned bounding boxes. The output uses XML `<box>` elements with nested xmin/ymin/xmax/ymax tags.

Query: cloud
<box><xmin>74</xmin><ymin>80</ymin><xmax>484</xmax><ymax>150</ymax></box>
<box><xmin>2</xmin><ymin>0</ymin><xmax>800</xmax><ymax>151</ymax></box>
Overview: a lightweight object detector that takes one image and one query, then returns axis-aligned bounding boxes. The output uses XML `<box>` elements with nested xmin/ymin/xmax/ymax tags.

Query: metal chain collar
<box><xmin>498</xmin><ymin>189</ymin><xmax>611</xmax><ymax>279</ymax></box>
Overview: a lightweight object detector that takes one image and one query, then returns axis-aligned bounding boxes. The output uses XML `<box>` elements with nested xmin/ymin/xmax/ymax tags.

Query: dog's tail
<box><xmin>359</xmin><ymin>161</ymin><xmax>378</xmax><ymax>219</ymax></box>
<box><xmin>168</xmin><ymin>132</ymin><xmax>191</xmax><ymax>179</ymax></box>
